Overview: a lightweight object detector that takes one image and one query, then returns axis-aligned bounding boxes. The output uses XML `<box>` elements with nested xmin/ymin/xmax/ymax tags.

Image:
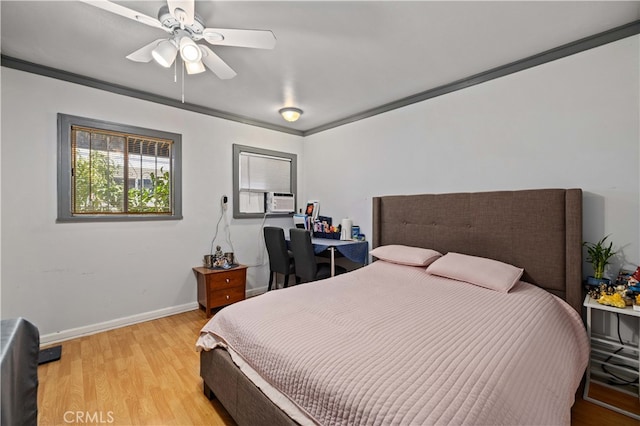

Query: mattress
<box><xmin>197</xmin><ymin>260</ymin><xmax>589</xmax><ymax>426</ymax></box>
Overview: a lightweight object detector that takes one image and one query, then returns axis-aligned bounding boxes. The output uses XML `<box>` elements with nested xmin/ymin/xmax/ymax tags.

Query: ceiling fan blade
<box><xmin>202</xmin><ymin>28</ymin><xmax>276</xmax><ymax>49</ymax></box>
<box><xmin>199</xmin><ymin>45</ymin><xmax>237</xmax><ymax>80</ymax></box>
<box><xmin>79</xmin><ymin>0</ymin><xmax>168</xmax><ymax>32</ymax></box>
<box><xmin>167</xmin><ymin>0</ymin><xmax>195</xmax><ymax>26</ymax></box>
<box><xmin>126</xmin><ymin>39</ymin><xmax>166</xmax><ymax>63</ymax></box>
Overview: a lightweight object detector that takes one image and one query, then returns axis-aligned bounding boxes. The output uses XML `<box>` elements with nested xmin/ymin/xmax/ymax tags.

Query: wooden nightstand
<box><xmin>193</xmin><ymin>265</ymin><xmax>248</xmax><ymax>317</ymax></box>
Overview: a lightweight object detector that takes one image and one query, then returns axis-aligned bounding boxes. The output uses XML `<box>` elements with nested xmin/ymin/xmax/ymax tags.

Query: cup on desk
<box><xmin>203</xmin><ymin>255</ymin><xmax>215</xmax><ymax>268</ymax></box>
<box><xmin>352</xmin><ymin>226</ymin><xmax>360</xmax><ymax>240</ymax></box>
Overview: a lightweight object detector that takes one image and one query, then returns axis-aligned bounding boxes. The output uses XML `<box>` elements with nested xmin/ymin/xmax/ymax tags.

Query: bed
<box><xmin>197</xmin><ymin>188</ymin><xmax>588</xmax><ymax>425</ymax></box>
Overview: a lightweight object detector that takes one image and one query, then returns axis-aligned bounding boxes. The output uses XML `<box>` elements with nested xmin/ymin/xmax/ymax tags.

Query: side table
<box><xmin>193</xmin><ymin>265</ymin><xmax>248</xmax><ymax>317</ymax></box>
<box><xmin>583</xmin><ymin>295</ymin><xmax>640</xmax><ymax>419</ymax></box>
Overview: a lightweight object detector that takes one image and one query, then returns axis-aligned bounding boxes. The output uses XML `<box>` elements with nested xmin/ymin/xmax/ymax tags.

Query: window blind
<box><xmin>239</xmin><ymin>151</ymin><xmax>291</xmax><ymax>193</ymax></box>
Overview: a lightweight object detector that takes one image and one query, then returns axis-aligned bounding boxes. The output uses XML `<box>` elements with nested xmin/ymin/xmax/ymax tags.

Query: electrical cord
<box><xmin>209</xmin><ymin>195</ymin><xmax>235</xmax><ymax>257</ymax></box>
<box><xmin>208</xmin><ymin>195</ymin><xmax>271</xmax><ymax>268</ymax></box>
<box><xmin>209</xmin><ymin>202</ymin><xmax>225</xmax><ymax>256</ymax></box>
<box><xmin>240</xmin><ymin>212</ymin><xmax>269</xmax><ymax>268</ymax></box>
<box><xmin>221</xmin><ymin>201</ymin><xmax>236</xmax><ymax>256</ymax></box>
<box><xmin>601</xmin><ymin>312</ymin><xmax>639</xmax><ymax>386</ymax></box>
<box><xmin>257</xmin><ymin>212</ymin><xmax>269</xmax><ymax>266</ymax></box>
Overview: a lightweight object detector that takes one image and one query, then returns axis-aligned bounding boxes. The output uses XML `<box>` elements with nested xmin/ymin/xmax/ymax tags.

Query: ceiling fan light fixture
<box><xmin>151</xmin><ymin>40</ymin><xmax>178</xmax><ymax>68</ymax></box>
<box><xmin>179</xmin><ymin>36</ymin><xmax>202</xmax><ymax>63</ymax></box>
<box><xmin>83</xmin><ymin>0</ymin><xmax>276</xmax><ymax>84</ymax></box>
<box><xmin>279</xmin><ymin>107</ymin><xmax>303</xmax><ymax>122</ymax></box>
<box><xmin>185</xmin><ymin>60</ymin><xmax>206</xmax><ymax>74</ymax></box>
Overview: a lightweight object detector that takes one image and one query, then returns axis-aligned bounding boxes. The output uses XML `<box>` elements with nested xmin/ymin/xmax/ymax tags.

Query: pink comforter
<box><xmin>197</xmin><ymin>260</ymin><xmax>589</xmax><ymax>426</ymax></box>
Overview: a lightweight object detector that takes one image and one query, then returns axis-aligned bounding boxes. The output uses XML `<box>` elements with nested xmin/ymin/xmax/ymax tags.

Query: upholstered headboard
<box><xmin>372</xmin><ymin>189</ymin><xmax>583</xmax><ymax>313</ymax></box>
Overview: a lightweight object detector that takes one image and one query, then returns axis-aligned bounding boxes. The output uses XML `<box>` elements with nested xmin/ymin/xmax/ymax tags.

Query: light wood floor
<box><xmin>38</xmin><ymin>310</ymin><xmax>234</xmax><ymax>425</ymax></box>
<box><xmin>38</xmin><ymin>310</ymin><xmax>638</xmax><ymax>425</ymax></box>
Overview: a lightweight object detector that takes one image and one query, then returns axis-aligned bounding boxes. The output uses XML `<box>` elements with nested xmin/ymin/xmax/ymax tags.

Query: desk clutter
<box><xmin>586</xmin><ymin>266</ymin><xmax>640</xmax><ymax>309</ymax></box>
<box><xmin>314</xmin><ymin>216</ymin><xmax>341</xmax><ymax>239</ymax></box>
<box><xmin>204</xmin><ymin>246</ymin><xmax>237</xmax><ymax>269</ymax></box>
<box><xmin>295</xmin><ymin>214</ymin><xmax>365</xmax><ymax>241</ymax></box>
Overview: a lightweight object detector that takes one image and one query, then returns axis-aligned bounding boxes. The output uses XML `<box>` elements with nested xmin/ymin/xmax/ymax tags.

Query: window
<box><xmin>233</xmin><ymin>144</ymin><xmax>297</xmax><ymax>218</ymax></box>
<box><xmin>57</xmin><ymin>114</ymin><xmax>182</xmax><ymax>222</ymax></box>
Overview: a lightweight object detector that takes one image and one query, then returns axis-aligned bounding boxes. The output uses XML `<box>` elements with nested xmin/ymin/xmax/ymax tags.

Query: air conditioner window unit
<box><xmin>265</xmin><ymin>192</ymin><xmax>295</xmax><ymax>214</ymax></box>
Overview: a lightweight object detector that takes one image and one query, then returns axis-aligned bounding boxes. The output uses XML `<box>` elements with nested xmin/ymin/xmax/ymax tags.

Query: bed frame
<box><xmin>200</xmin><ymin>188</ymin><xmax>583</xmax><ymax>425</ymax></box>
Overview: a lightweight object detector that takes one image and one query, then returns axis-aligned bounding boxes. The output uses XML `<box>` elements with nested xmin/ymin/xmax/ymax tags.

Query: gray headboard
<box><xmin>372</xmin><ymin>189</ymin><xmax>583</xmax><ymax>313</ymax></box>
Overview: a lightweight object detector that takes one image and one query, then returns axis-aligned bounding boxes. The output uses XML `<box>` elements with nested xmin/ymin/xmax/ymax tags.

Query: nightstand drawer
<box><xmin>209</xmin><ymin>285</ymin><xmax>245</xmax><ymax>307</ymax></box>
<box><xmin>208</xmin><ymin>268</ymin><xmax>246</xmax><ymax>290</ymax></box>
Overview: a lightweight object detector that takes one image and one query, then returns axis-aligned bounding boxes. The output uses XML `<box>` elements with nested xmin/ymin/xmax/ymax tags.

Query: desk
<box><xmin>310</xmin><ymin>238</ymin><xmax>369</xmax><ymax>276</ymax></box>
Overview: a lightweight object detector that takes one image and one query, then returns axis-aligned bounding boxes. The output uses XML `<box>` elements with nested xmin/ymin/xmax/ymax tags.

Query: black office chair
<box><xmin>264</xmin><ymin>227</ymin><xmax>296</xmax><ymax>290</ymax></box>
<box><xmin>289</xmin><ymin>228</ymin><xmax>347</xmax><ymax>283</ymax></box>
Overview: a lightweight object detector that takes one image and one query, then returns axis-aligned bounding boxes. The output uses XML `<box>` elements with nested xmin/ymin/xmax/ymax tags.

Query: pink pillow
<box><xmin>370</xmin><ymin>245</ymin><xmax>442</xmax><ymax>267</ymax></box>
<box><xmin>426</xmin><ymin>252</ymin><xmax>524</xmax><ymax>293</ymax></box>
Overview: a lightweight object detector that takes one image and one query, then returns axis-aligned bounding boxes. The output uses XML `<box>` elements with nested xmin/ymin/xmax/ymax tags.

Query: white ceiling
<box><xmin>2</xmin><ymin>1</ymin><xmax>639</xmax><ymax>134</ymax></box>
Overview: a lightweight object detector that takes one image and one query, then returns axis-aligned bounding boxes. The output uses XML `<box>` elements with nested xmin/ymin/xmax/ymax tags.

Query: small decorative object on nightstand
<box><xmin>583</xmin><ymin>235</ymin><xmax>618</xmax><ymax>286</ymax></box>
<box><xmin>193</xmin><ymin>265</ymin><xmax>247</xmax><ymax>317</ymax></box>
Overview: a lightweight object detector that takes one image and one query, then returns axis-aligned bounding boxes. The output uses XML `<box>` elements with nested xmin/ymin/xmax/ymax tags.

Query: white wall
<box><xmin>303</xmin><ymin>35</ymin><xmax>640</xmax><ymax>278</ymax></box>
<box><xmin>2</xmin><ymin>35</ymin><xmax>638</xmax><ymax>341</ymax></box>
<box><xmin>1</xmin><ymin>68</ymin><xmax>303</xmax><ymax>339</ymax></box>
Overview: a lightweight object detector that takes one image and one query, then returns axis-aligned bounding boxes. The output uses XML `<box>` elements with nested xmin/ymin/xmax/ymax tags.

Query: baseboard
<box><xmin>39</xmin><ymin>302</ymin><xmax>199</xmax><ymax>347</ymax></box>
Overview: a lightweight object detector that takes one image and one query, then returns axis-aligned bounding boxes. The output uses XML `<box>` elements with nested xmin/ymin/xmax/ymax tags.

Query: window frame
<box><xmin>57</xmin><ymin>113</ymin><xmax>182</xmax><ymax>222</ymax></box>
<box><xmin>232</xmin><ymin>144</ymin><xmax>297</xmax><ymax>219</ymax></box>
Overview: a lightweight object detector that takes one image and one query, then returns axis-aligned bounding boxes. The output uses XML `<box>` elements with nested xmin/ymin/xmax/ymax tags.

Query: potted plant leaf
<box><xmin>583</xmin><ymin>235</ymin><xmax>618</xmax><ymax>286</ymax></box>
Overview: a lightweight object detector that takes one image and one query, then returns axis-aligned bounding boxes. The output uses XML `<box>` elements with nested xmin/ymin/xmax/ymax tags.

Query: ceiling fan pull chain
<box><xmin>181</xmin><ymin>59</ymin><xmax>185</xmax><ymax>104</ymax></box>
<box><xmin>174</xmin><ymin>57</ymin><xmax>177</xmax><ymax>83</ymax></box>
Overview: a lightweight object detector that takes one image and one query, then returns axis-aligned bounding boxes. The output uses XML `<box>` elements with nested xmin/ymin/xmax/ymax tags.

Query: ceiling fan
<box><xmin>80</xmin><ymin>0</ymin><xmax>276</xmax><ymax>79</ymax></box>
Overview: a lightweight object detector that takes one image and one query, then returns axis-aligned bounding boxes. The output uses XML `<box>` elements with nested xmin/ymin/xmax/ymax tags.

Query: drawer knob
<box><xmin>226</xmin><ymin>278</ymin><xmax>230</xmax><ymax>283</ymax></box>
<box><xmin>226</xmin><ymin>295</ymin><xmax>230</xmax><ymax>300</ymax></box>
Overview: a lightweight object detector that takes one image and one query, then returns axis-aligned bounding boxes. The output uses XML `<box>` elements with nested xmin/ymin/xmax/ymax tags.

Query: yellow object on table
<box><xmin>597</xmin><ymin>292</ymin><xmax>626</xmax><ymax>308</ymax></box>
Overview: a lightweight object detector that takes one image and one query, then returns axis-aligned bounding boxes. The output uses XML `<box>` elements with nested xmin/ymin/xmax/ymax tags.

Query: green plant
<box><xmin>128</xmin><ymin>168</ymin><xmax>171</xmax><ymax>213</ymax></box>
<box><xmin>74</xmin><ymin>151</ymin><xmax>123</xmax><ymax>212</ymax></box>
<box><xmin>583</xmin><ymin>235</ymin><xmax>618</xmax><ymax>279</ymax></box>
<box><xmin>74</xmin><ymin>154</ymin><xmax>170</xmax><ymax>214</ymax></box>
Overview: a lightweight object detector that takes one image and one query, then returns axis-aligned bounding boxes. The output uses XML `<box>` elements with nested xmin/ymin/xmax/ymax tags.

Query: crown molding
<box><xmin>0</xmin><ymin>55</ymin><xmax>304</xmax><ymax>137</ymax></box>
<box><xmin>2</xmin><ymin>20</ymin><xmax>639</xmax><ymax>137</ymax></box>
<box><xmin>303</xmin><ymin>19</ymin><xmax>640</xmax><ymax>136</ymax></box>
